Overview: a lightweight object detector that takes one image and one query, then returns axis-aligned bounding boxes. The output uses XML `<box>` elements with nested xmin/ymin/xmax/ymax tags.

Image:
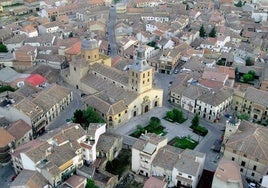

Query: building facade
<box><xmin>222</xmin><ymin>120</ymin><xmax>268</xmax><ymax>183</ymax></box>
<box><xmin>232</xmin><ymin>87</ymin><xmax>268</xmax><ymax>124</ymax></box>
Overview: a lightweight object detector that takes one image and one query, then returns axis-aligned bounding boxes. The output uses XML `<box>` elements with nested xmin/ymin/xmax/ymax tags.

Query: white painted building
<box><xmin>172</xmin><ymin>149</ymin><xmax>205</xmax><ymax>188</ymax></box>
<box><xmin>252</xmin><ymin>12</ymin><xmax>268</xmax><ymax>22</ymax></box>
<box><xmin>132</xmin><ymin>133</ymin><xmax>168</xmax><ymax>177</ymax></box>
<box><xmin>195</xmin><ymin>88</ymin><xmax>233</xmax><ymax>122</ymax></box>
<box><xmin>78</xmin><ymin>123</ymin><xmax>106</xmax><ymax>164</ymax></box>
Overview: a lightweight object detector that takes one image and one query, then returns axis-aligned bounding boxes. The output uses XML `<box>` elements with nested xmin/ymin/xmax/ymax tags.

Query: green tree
<box><xmin>0</xmin><ymin>85</ymin><xmax>15</xmax><ymax>93</ymax></box>
<box><xmin>86</xmin><ymin>179</ymin><xmax>98</xmax><ymax>188</ymax></box>
<box><xmin>173</xmin><ymin>109</ymin><xmax>185</xmax><ymax>123</ymax></box>
<box><xmin>149</xmin><ymin>116</ymin><xmax>161</xmax><ymax>129</ymax></box>
<box><xmin>0</xmin><ymin>44</ymin><xmax>8</xmax><ymax>52</ymax></box>
<box><xmin>191</xmin><ymin>114</ymin><xmax>199</xmax><ymax>127</ymax></box>
<box><xmin>234</xmin><ymin>0</ymin><xmax>243</xmax><ymax>7</ymax></box>
<box><xmin>83</xmin><ymin>107</ymin><xmax>105</xmax><ymax>125</ymax></box>
<box><xmin>216</xmin><ymin>59</ymin><xmax>224</xmax><ymax>66</ymax></box>
<box><xmin>199</xmin><ymin>25</ymin><xmax>206</xmax><ymax>38</ymax></box>
<box><xmin>69</xmin><ymin>32</ymin><xmax>73</xmax><ymax>38</ymax></box>
<box><xmin>245</xmin><ymin>57</ymin><xmax>252</xmax><ymax>66</ymax></box>
<box><xmin>166</xmin><ymin>110</ymin><xmax>175</xmax><ymax>121</ymax></box>
<box><xmin>50</xmin><ymin>15</ymin><xmax>56</xmax><ymax>22</ymax></box>
<box><xmin>248</xmin><ymin>70</ymin><xmax>255</xmax><ymax>77</ymax></box>
<box><xmin>209</xmin><ymin>27</ymin><xmax>217</xmax><ymax>38</ymax></box>
<box><xmin>242</xmin><ymin>73</ymin><xmax>253</xmax><ymax>82</ymax></box>
<box><xmin>72</xmin><ymin>109</ymin><xmax>85</xmax><ymax>124</ymax></box>
<box><xmin>72</xmin><ymin>107</ymin><xmax>104</xmax><ymax>129</ymax></box>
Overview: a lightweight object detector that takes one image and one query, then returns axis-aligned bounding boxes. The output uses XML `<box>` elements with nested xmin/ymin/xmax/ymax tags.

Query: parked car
<box><xmin>11</xmin><ymin>175</ymin><xmax>17</xmax><ymax>182</ymax></box>
<box><xmin>174</xmin><ymin>69</ymin><xmax>179</xmax><ymax>74</ymax></box>
<box><xmin>224</xmin><ymin>114</ymin><xmax>232</xmax><ymax>118</ymax></box>
<box><xmin>248</xmin><ymin>182</ymin><xmax>256</xmax><ymax>188</ymax></box>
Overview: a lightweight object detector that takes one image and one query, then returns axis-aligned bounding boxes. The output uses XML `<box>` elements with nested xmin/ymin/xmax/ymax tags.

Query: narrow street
<box><xmin>107</xmin><ymin>6</ymin><xmax>117</xmax><ymax>57</ymax></box>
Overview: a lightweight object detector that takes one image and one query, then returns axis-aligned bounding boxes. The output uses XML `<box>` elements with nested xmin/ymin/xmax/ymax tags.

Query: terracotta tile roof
<box><xmin>14</xmin><ymin>98</ymin><xmax>44</xmax><ymax>120</ymax></box>
<box><xmin>199</xmin><ymin>79</ymin><xmax>223</xmax><ymax>90</ymax></box>
<box><xmin>25</xmin><ymin>74</ymin><xmax>46</xmax><ymax>87</ymax></box>
<box><xmin>217</xmin><ymin>66</ymin><xmax>235</xmax><ymax>79</ymax></box>
<box><xmin>22</xmin><ymin>25</ymin><xmax>37</xmax><ymax>33</ymax></box>
<box><xmin>213</xmin><ymin>159</ymin><xmax>242</xmax><ymax>186</ymax></box>
<box><xmin>81</xmin><ymin>73</ymin><xmax>137</xmax><ymax>106</ymax></box>
<box><xmin>7</xmin><ymin>119</ymin><xmax>31</xmax><ymax>140</ymax></box>
<box><xmin>65</xmin><ymin>41</ymin><xmax>82</xmax><ymax>55</ymax></box>
<box><xmin>64</xmin><ymin>175</ymin><xmax>86</xmax><ymax>188</ymax></box>
<box><xmin>244</xmin><ymin>87</ymin><xmax>268</xmax><ymax>106</ymax></box>
<box><xmin>144</xmin><ymin>176</ymin><xmax>167</xmax><ymax>188</ymax></box>
<box><xmin>11</xmin><ymin>140</ymin><xmax>44</xmax><ymax>158</ymax></box>
<box><xmin>202</xmin><ymin>71</ymin><xmax>228</xmax><ymax>83</ymax></box>
<box><xmin>197</xmin><ymin>87</ymin><xmax>233</xmax><ymax>106</ymax></box>
<box><xmin>152</xmin><ymin>145</ymin><xmax>182</xmax><ymax>171</ymax></box>
<box><xmin>226</xmin><ymin>120</ymin><xmax>268</xmax><ymax>161</ymax></box>
<box><xmin>90</xmin><ymin>63</ymin><xmax>129</xmax><ymax>86</ymax></box>
<box><xmin>10</xmin><ymin>170</ymin><xmax>48</xmax><ymax>188</ymax></box>
<box><xmin>97</xmin><ymin>133</ymin><xmax>122</xmax><ymax>153</ymax></box>
<box><xmin>0</xmin><ymin>127</ymin><xmax>15</xmax><ymax>148</ymax></box>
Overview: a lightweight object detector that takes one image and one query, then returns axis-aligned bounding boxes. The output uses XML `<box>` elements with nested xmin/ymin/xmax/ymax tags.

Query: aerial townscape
<box><xmin>0</xmin><ymin>0</ymin><xmax>268</xmax><ymax>188</ymax></box>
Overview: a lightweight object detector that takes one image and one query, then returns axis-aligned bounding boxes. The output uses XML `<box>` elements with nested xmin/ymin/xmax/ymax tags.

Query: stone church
<box><xmin>62</xmin><ymin>38</ymin><xmax>163</xmax><ymax>128</ymax></box>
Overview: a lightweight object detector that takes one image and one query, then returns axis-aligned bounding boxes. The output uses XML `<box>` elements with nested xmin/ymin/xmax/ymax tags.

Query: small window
<box><xmin>253</xmin><ymin>165</ymin><xmax>257</xmax><ymax>171</ymax></box>
<box><xmin>252</xmin><ymin>172</ymin><xmax>255</xmax><ymax>177</ymax></box>
<box><xmin>240</xmin><ymin>168</ymin><xmax>243</xmax><ymax>172</ymax></box>
<box><xmin>241</xmin><ymin>161</ymin><xmax>246</xmax><ymax>167</ymax></box>
<box><xmin>88</xmin><ymin>56</ymin><xmax>90</xmax><ymax>59</ymax></box>
<box><xmin>232</xmin><ymin>157</ymin><xmax>235</xmax><ymax>161</ymax></box>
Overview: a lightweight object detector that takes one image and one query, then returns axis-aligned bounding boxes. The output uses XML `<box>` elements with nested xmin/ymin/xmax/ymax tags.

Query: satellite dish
<box><xmin>17</xmin><ymin>81</ymin><xmax>24</xmax><ymax>88</ymax></box>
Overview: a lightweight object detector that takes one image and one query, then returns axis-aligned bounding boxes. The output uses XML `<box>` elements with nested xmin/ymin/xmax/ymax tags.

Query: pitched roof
<box><xmin>132</xmin><ymin>133</ymin><xmax>167</xmax><ymax>151</ymax></box>
<box><xmin>244</xmin><ymin>87</ymin><xmax>268</xmax><ymax>106</ymax></box>
<box><xmin>7</xmin><ymin>119</ymin><xmax>31</xmax><ymax>140</ymax></box>
<box><xmin>197</xmin><ymin>87</ymin><xmax>233</xmax><ymax>106</ymax></box>
<box><xmin>91</xmin><ymin>63</ymin><xmax>129</xmax><ymax>86</ymax></box>
<box><xmin>97</xmin><ymin>133</ymin><xmax>122</xmax><ymax>153</ymax></box>
<box><xmin>81</xmin><ymin>73</ymin><xmax>138</xmax><ymax>106</ymax></box>
<box><xmin>0</xmin><ymin>127</ymin><xmax>15</xmax><ymax>147</ymax></box>
<box><xmin>152</xmin><ymin>145</ymin><xmax>182</xmax><ymax>171</ymax></box>
<box><xmin>25</xmin><ymin>74</ymin><xmax>46</xmax><ymax>87</ymax></box>
<box><xmin>226</xmin><ymin>120</ymin><xmax>268</xmax><ymax>161</ymax></box>
<box><xmin>144</xmin><ymin>176</ymin><xmax>167</xmax><ymax>188</ymax></box>
<box><xmin>63</xmin><ymin>175</ymin><xmax>86</xmax><ymax>188</ymax></box>
<box><xmin>213</xmin><ymin>159</ymin><xmax>242</xmax><ymax>187</ymax></box>
<box><xmin>10</xmin><ymin>170</ymin><xmax>49</xmax><ymax>188</ymax></box>
<box><xmin>202</xmin><ymin>71</ymin><xmax>228</xmax><ymax>83</ymax></box>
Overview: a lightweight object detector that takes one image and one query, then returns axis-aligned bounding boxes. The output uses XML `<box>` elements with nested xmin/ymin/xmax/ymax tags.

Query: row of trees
<box><xmin>199</xmin><ymin>25</ymin><xmax>217</xmax><ymax>38</ymax></box>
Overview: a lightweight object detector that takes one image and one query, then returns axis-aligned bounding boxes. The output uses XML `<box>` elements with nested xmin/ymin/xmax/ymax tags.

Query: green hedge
<box><xmin>191</xmin><ymin>125</ymin><xmax>208</xmax><ymax>136</ymax></box>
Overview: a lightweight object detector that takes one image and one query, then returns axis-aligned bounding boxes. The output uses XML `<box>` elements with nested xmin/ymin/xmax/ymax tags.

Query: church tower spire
<box><xmin>128</xmin><ymin>45</ymin><xmax>153</xmax><ymax>94</ymax></box>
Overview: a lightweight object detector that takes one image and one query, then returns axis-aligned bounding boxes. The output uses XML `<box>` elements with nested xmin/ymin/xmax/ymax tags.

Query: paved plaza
<box><xmin>113</xmin><ymin>106</ymin><xmax>224</xmax><ymax>171</ymax></box>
